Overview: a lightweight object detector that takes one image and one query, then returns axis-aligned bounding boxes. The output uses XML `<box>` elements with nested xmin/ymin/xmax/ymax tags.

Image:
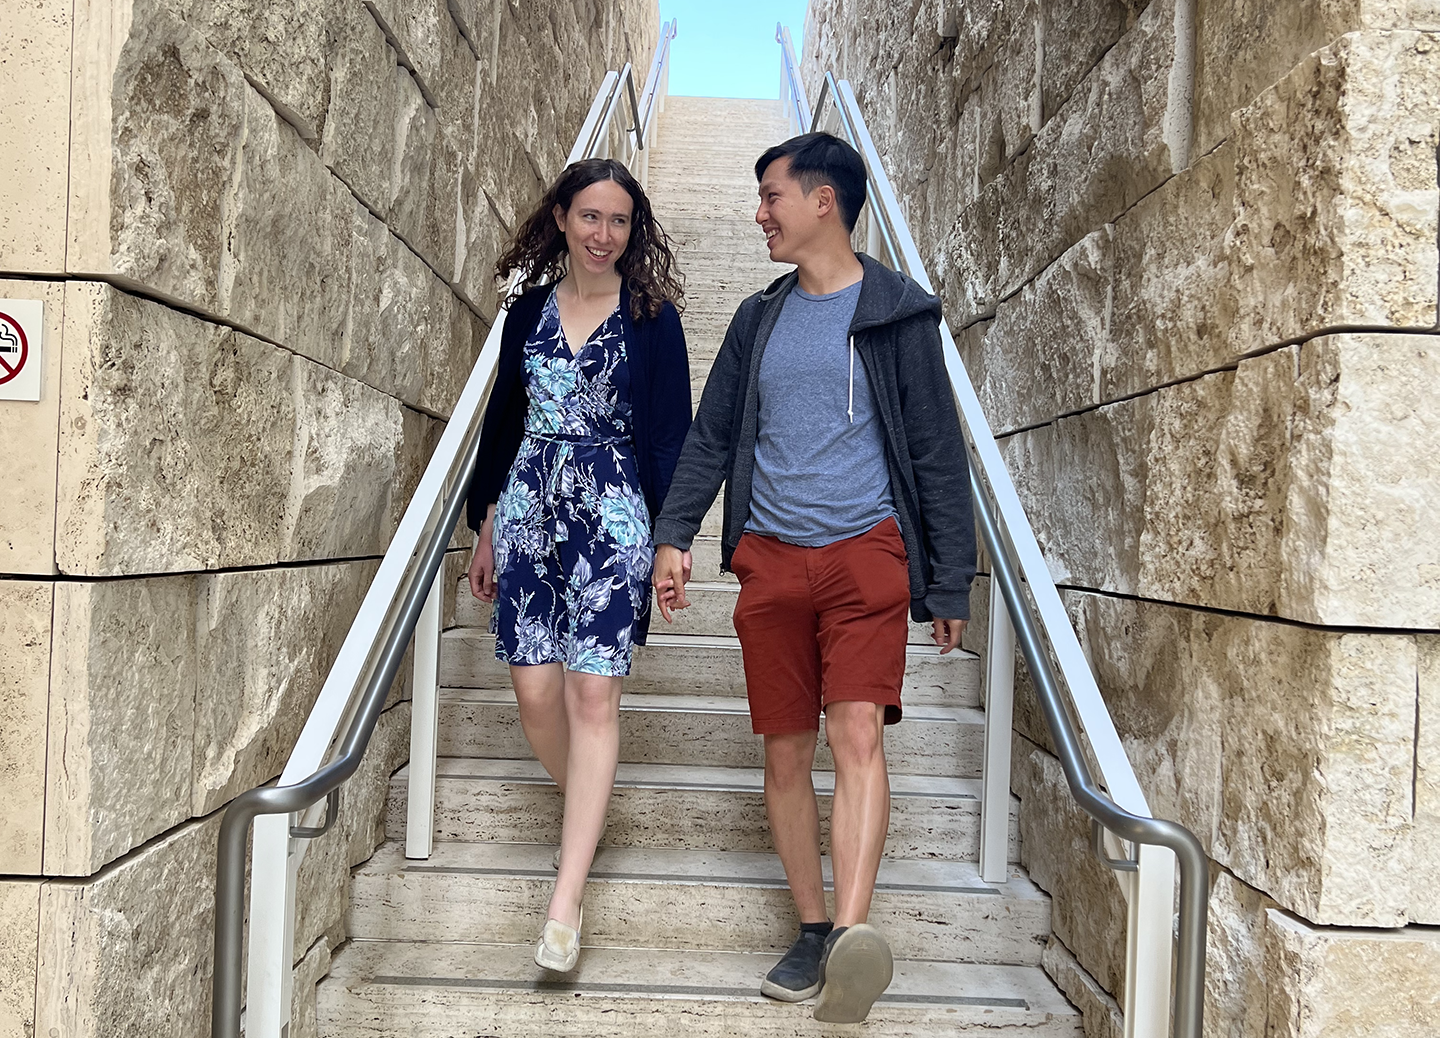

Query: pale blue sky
<box><xmin>657</xmin><ymin>1</ymin><xmax>809</xmax><ymax>98</ymax></box>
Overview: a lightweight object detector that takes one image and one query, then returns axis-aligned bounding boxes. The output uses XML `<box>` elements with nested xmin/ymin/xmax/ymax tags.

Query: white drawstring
<box><xmin>847</xmin><ymin>335</ymin><xmax>855</xmax><ymax>423</ymax></box>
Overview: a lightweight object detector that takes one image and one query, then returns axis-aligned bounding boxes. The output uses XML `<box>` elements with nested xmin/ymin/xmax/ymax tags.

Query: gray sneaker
<box><xmin>813</xmin><ymin>924</ymin><xmax>893</xmax><ymax>1023</ymax></box>
<box><xmin>760</xmin><ymin>928</ymin><xmax>828</xmax><ymax>1001</ymax></box>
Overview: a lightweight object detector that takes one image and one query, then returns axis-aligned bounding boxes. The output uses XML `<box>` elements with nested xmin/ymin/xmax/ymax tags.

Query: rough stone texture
<box><xmin>1040</xmin><ymin>937</ymin><xmax>1124</xmax><ymax>1038</ymax></box>
<box><xmin>993</xmin><ymin>578</ymin><xmax>1422</xmax><ymax>928</ymax></box>
<box><xmin>293</xmin><ymin>701</ymin><xmax>411</xmax><ymax>963</ymax></box>
<box><xmin>0</xmin><ymin>0</ymin><xmax>70</xmax><ymax>273</ymax></box>
<box><xmin>0</xmin><ymin>882</ymin><xmax>40</xmax><ymax>1038</ymax></box>
<box><xmin>1415</xmin><ymin>635</ymin><xmax>1440</xmax><ymax>921</ymax></box>
<box><xmin>1001</xmin><ymin>334</ymin><xmax>1440</xmax><ymax>629</ymax></box>
<box><xmin>192</xmin><ymin>558</ymin><xmax>382</xmax><ymax>814</ymax></box>
<box><xmin>0</xmin><ymin>582</ymin><xmax>52</xmax><ymax>874</ymax></box>
<box><xmin>34</xmin><ymin>815</ymin><xmax>221</xmax><ymax>1038</ymax></box>
<box><xmin>1193</xmin><ymin>1</ymin><xmax>1440</xmax><ymax>156</ymax></box>
<box><xmin>1262</xmin><ymin>910</ymin><xmax>1440</xmax><ymax>1036</ymax></box>
<box><xmin>53</xmin><ymin>283</ymin><xmax>448</xmax><ymax>576</ymax></box>
<box><xmin>291</xmin><ymin>936</ymin><xmax>334</xmax><ymax>1038</ymax></box>
<box><xmin>55</xmin><ymin>283</ymin><xmax>293</xmax><ymax>574</ymax></box>
<box><xmin>1</xmin><ymin>278</ymin><xmax>67</xmax><ymax>575</ymax></box>
<box><xmin>45</xmin><ymin>577</ymin><xmax>199</xmax><ymax>876</ymax></box>
<box><xmin>1228</xmin><ymin>31</ymin><xmax>1440</xmax><ymax>346</ymax></box>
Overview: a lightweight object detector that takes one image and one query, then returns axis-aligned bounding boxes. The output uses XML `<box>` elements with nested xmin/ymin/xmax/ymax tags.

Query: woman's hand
<box><xmin>468</xmin><ymin>506</ymin><xmax>499</xmax><ymax>602</ymax></box>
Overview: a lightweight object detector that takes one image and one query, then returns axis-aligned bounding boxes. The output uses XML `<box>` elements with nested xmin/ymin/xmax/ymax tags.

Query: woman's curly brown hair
<box><xmin>496</xmin><ymin>158</ymin><xmax>684</xmax><ymax>321</ymax></box>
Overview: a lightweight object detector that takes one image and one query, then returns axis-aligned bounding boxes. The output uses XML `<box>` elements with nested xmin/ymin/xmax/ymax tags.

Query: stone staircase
<box><xmin>316</xmin><ymin>97</ymin><xmax>1082</xmax><ymax>1036</ymax></box>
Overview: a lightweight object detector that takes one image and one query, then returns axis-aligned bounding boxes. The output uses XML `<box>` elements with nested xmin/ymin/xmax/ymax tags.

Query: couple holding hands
<box><xmin>465</xmin><ymin>130</ymin><xmax>975</xmax><ymax>1024</ymax></box>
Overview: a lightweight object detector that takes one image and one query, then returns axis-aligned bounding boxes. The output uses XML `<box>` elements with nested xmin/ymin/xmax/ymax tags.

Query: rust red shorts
<box><xmin>729</xmin><ymin>518</ymin><xmax>911</xmax><ymax>735</ymax></box>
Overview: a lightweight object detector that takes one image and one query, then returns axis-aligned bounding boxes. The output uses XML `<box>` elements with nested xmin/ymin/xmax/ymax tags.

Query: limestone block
<box><xmin>1003</xmin><ymin>334</ymin><xmax>1440</xmax><ymax>628</ymax></box>
<box><xmin>1194</xmin><ymin>1</ymin><xmax>1440</xmax><ymax>156</ymax></box>
<box><xmin>291</xmin><ymin>935</ymin><xmax>333</xmax><ymax>1038</ymax></box>
<box><xmin>1282</xmin><ymin>333</ymin><xmax>1440</xmax><ymax>627</ymax></box>
<box><xmin>390</xmin><ymin>67</ymin><xmax>462</xmax><ymax>279</ymax></box>
<box><xmin>1413</xmin><ymin>636</ymin><xmax>1440</xmax><ymax>921</ymax></box>
<box><xmin>1</xmin><ymin>0</ymin><xmax>71</xmax><ymax>273</ymax></box>
<box><xmin>1204</xmin><ymin>869</ymin><xmax>1273</xmax><ymax>1038</ymax></box>
<box><xmin>35</xmin><ymin>815</ymin><xmax>220</xmax><ymax>1038</ymax></box>
<box><xmin>163</xmin><ymin>0</ymin><xmax>332</xmax><ymax>138</ymax></box>
<box><xmin>344</xmin><ymin>202</ymin><xmax>435</xmax><ymax>407</ymax></box>
<box><xmin>0</xmin><ymin>582</ymin><xmax>52</xmax><ymax>874</ymax></box>
<box><xmin>282</xmin><ymin>357</ymin><xmax>408</xmax><ymax>560</ymax></box>
<box><xmin>945</xmin><ymin>0</ymin><xmax>1180</xmax><ymax>323</ymax></box>
<box><xmin>967</xmin><ymin>0</ymin><xmax>1042</xmax><ymax>172</ymax></box>
<box><xmin>221</xmin><ymin>85</ymin><xmax>354</xmax><ymax>372</ymax></box>
<box><xmin>1040</xmin><ymin>937</ymin><xmax>1123</xmax><ymax>1038</ymax></box>
<box><xmin>192</xmin><ymin>558</ymin><xmax>382</xmax><ymax>814</ymax></box>
<box><xmin>45</xmin><ymin>577</ymin><xmax>198</xmax><ymax>875</ymax></box>
<box><xmin>1012</xmin><ymin>734</ymin><xmax>1129</xmax><ymax>997</ymax></box>
<box><xmin>321</xmin><ymin>0</ymin><xmax>399</xmax><ymax>216</ymax></box>
<box><xmin>422</xmin><ymin>293</ymin><xmax>484</xmax><ymax>417</ymax></box>
<box><xmin>1</xmin><ymin>277</ymin><xmax>66</xmax><ymax>574</ymax></box>
<box><xmin>0</xmin><ymin>882</ymin><xmax>40</xmax><ymax>1038</ymax></box>
<box><xmin>365</xmin><ymin>0</ymin><xmax>444</xmax><ymax>103</ymax></box>
<box><xmin>1106</xmin><ymin>139</ymin><xmax>1236</xmax><ymax>401</ymax></box>
<box><xmin>1262</xmin><ymin>910</ymin><xmax>1440</xmax><ymax>1037</ymax></box>
<box><xmin>68</xmin><ymin>0</ymin><xmax>247</xmax><ymax>313</ymax></box>
<box><xmin>55</xmin><ymin>283</ymin><xmax>294</xmax><ymax>575</ymax></box>
<box><xmin>962</xmin><ymin>228</ymin><xmax>1114</xmax><ymax>431</ymax></box>
<box><xmin>293</xmin><ymin>702</ymin><xmax>410</xmax><ymax>961</ymax></box>
<box><xmin>1041</xmin><ymin>0</ymin><xmax>1150</xmax><ymax>125</ymax></box>
<box><xmin>1228</xmin><ymin>32</ymin><xmax>1440</xmax><ymax>347</ymax></box>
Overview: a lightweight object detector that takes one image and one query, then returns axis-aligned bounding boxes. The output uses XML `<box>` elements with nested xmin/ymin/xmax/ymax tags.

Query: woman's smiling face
<box><xmin>554</xmin><ymin>178</ymin><xmax>634</xmax><ymax>277</ymax></box>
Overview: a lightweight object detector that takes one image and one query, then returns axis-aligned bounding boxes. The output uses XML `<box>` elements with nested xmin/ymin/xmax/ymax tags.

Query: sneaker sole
<box><xmin>759</xmin><ymin>976</ymin><xmax>822</xmax><ymax>1002</ymax></box>
<box><xmin>813</xmin><ymin>925</ymin><xmax>893</xmax><ymax>1024</ymax></box>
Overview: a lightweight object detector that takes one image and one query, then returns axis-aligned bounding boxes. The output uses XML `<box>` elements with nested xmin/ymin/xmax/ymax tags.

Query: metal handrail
<box><xmin>777</xmin><ymin>28</ymin><xmax>1207</xmax><ymax>1038</ymax></box>
<box><xmin>211</xmin><ymin>24</ymin><xmax>676</xmax><ymax>1036</ymax></box>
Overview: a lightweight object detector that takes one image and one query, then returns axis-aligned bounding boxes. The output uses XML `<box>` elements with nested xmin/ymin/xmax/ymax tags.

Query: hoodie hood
<box><xmin>755</xmin><ymin>254</ymin><xmax>941</xmax><ymax>331</ymax></box>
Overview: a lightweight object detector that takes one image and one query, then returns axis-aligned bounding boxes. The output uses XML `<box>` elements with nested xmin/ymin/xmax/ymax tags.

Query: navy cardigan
<box><xmin>466</xmin><ymin>282</ymin><xmax>693</xmax><ymax>642</ymax></box>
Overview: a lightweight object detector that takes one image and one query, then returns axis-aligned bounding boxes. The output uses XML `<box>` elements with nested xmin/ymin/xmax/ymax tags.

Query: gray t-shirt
<box><xmin>746</xmin><ymin>281</ymin><xmax>896</xmax><ymax>546</ymax></box>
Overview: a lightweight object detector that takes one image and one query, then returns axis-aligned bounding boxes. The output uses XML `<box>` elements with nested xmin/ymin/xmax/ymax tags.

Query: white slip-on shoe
<box><xmin>534</xmin><ymin>907</ymin><xmax>583</xmax><ymax>973</ymax></box>
<box><xmin>813</xmin><ymin>924</ymin><xmax>893</xmax><ymax>1023</ymax></box>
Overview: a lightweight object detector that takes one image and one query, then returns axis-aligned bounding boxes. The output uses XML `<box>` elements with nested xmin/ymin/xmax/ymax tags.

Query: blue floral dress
<box><xmin>491</xmin><ymin>288</ymin><xmax>654</xmax><ymax>676</ymax></box>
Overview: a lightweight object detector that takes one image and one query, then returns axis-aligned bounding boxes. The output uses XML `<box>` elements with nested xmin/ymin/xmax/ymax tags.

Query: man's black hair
<box><xmin>754</xmin><ymin>132</ymin><xmax>867</xmax><ymax>232</ymax></box>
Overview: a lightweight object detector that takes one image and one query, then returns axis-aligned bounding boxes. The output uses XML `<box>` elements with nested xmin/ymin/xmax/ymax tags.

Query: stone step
<box><xmin>389</xmin><ymin>758</ymin><xmax>1019</xmax><ymax>862</ymax></box>
<box><xmin>318</xmin><ymin>939</ymin><xmax>1082</xmax><ymax>1038</ymax></box>
<box><xmin>439</xmin><ymin>630</ymin><xmax>983</xmax><ymax>708</ymax></box>
<box><xmin>349</xmin><ymin>841</ymin><xmax>1049</xmax><ymax>964</ymax></box>
<box><xmin>436</xmin><ymin>688</ymin><xmax>986</xmax><ymax>776</ymax></box>
<box><xmin>688</xmin><ymin>535</ymin><xmax>735</xmax><ymax>583</ymax></box>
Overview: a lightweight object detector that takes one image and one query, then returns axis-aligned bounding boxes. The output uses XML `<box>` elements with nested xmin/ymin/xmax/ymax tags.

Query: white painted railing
<box><xmin>776</xmin><ymin>24</ymin><xmax>1207</xmax><ymax>1038</ymax></box>
<box><xmin>212</xmin><ymin>20</ymin><xmax>677</xmax><ymax>1038</ymax></box>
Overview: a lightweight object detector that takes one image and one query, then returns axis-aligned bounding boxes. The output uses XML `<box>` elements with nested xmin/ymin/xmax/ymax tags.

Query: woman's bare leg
<box><xmin>510</xmin><ymin>663</ymin><xmax>569</xmax><ymax>791</ymax></box>
<box><xmin>547</xmin><ymin>670</ymin><xmax>623</xmax><ymax>927</ymax></box>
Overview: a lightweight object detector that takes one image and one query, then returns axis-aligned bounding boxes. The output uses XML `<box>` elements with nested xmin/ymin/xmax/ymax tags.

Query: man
<box><xmin>651</xmin><ymin>132</ymin><xmax>975</xmax><ymax>1023</ymax></box>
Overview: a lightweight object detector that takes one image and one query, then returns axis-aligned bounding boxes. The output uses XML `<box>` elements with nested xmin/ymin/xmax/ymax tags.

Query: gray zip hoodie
<box><xmin>654</xmin><ymin>254</ymin><xmax>976</xmax><ymax>622</ymax></box>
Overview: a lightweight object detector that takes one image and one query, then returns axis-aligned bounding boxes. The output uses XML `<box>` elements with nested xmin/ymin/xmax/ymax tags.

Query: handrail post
<box><xmin>1125</xmin><ymin>844</ymin><xmax>1180</xmax><ymax>1038</ymax></box>
<box><xmin>405</xmin><ymin>555</ymin><xmax>445</xmax><ymax>860</ymax></box>
<box><xmin>246</xmin><ymin>812</ymin><xmax>297</xmax><ymax>1037</ymax></box>
<box><xmin>978</xmin><ymin>547</ymin><xmax>1015</xmax><ymax>885</ymax></box>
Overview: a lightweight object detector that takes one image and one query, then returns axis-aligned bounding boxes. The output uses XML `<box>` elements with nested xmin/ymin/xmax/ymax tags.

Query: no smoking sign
<box><xmin>0</xmin><ymin>299</ymin><xmax>43</xmax><ymax>402</ymax></box>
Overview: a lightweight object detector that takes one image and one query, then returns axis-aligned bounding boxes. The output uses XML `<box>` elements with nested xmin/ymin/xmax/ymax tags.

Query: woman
<box><xmin>466</xmin><ymin>157</ymin><xmax>691</xmax><ymax>973</ymax></box>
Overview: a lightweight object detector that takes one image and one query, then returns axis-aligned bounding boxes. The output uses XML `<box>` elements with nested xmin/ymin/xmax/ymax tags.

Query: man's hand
<box><xmin>932</xmin><ymin>618</ymin><xmax>967</xmax><ymax>655</ymax></box>
<box><xmin>652</xmin><ymin>544</ymin><xmax>692</xmax><ymax>622</ymax></box>
<box><xmin>468</xmin><ymin>506</ymin><xmax>498</xmax><ymax>602</ymax></box>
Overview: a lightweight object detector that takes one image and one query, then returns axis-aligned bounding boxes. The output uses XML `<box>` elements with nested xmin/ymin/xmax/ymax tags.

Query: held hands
<box><xmin>467</xmin><ymin>505</ymin><xmax>499</xmax><ymax>602</ymax></box>
<box><xmin>932</xmin><ymin>618</ymin><xmax>967</xmax><ymax>655</ymax></box>
<box><xmin>652</xmin><ymin>544</ymin><xmax>693</xmax><ymax>622</ymax></box>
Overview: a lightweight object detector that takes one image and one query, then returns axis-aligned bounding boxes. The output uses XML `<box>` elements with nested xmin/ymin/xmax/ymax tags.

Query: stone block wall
<box><xmin>804</xmin><ymin>1</ymin><xmax>1440</xmax><ymax>1035</ymax></box>
<box><xmin>0</xmin><ymin>0</ymin><xmax>657</xmax><ymax>1035</ymax></box>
